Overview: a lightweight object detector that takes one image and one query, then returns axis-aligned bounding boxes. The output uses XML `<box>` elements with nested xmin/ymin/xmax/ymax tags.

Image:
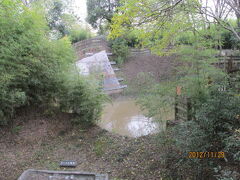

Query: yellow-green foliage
<box><xmin>109</xmin><ymin>0</ymin><xmax>198</xmax><ymax>55</ymax></box>
<box><xmin>59</xmin><ymin>72</ymin><xmax>107</xmax><ymax>126</ymax></box>
<box><xmin>69</xmin><ymin>27</ymin><xmax>92</xmax><ymax>43</ymax></box>
<box><xmin>109</xmin><ymin>0</ymin><xmax>240</xmax><ymax>178</ymax></box>
<box><xmin>110</xmin><ymin>37</ymin><xmax>129</xmax><ymax>64</ymax></box>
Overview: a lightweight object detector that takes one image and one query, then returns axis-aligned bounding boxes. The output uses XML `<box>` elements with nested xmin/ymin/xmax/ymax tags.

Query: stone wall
<box><xmin>73</xmin><ymin>37</ymin><xmax>111</xmax><ymax>60</ymax></box>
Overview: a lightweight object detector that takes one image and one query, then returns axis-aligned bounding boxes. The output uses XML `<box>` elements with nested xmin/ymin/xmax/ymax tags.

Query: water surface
<box><xmin>99</xmin><ymin>98</ymin><xmax>164</xmax><ymax>137</ymax></box>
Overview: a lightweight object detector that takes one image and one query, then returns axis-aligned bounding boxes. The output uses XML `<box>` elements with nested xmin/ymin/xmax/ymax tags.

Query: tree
<box><xmin>21</xmin><ymin>0</ymin><xmax>37</xmax><ymax>6</ymax></box>
<box><xmin>109</xmin><ymin>0</ymin><xmax>199</xmax><ymax>54</ymax></box>
<box><xmin>0</xmin><ymin>0</ymin><xmax>73</xmax><ymax>123</ymax></box>
<box><xmin>47</xmin><ymin>0</ymin><xmax>68</xmax><ymax>37</ymax></box>
<box><xmin>86</xmin><ymin>0</ymin><xmax>120</xmax><ymax>30</ymax></box>
<box><xmin>21</xmin><ymin>0</ymin><xmax>80</xmax><ymax>39</ymax></box>
<box><xmin>0</xmin><ymin>0</ymin><xmax>106</xmax><ymax>126</ymax></box>
<box><xmin>196</xmin><ymin>0</ymin><xmax>240</xmax><ymax>41</ymax></box>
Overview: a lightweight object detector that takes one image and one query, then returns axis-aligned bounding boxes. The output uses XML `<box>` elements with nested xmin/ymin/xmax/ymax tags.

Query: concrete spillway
<box><xmin>76</xmin><ymin>51</ymin><xmax>126</xmax><ymax>94</ymax></box>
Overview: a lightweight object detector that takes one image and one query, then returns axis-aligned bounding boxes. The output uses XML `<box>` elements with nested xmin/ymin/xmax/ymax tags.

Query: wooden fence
<box><xmin>175</xmin><ymin>94</ymin><xmax>192</xmax><ymax>121</ymax></box>
<box><xmin>175</xmin><ymin>86</ymin><xmax>193</xmax><ymax>122</ymax></box>
<box><xmin>213</xmin><ymin>55</ymin><xmax>240</xmax><ymax>73</ymax></box>
<box><xmin>128</xmin><ymin>48</ymin><xmax>151</xmax><ymax>57</ymax></box>
<box><xmin>175</xmin><ymin>55</ymin><xmax>240</xmax><ymax>121</ymax></box>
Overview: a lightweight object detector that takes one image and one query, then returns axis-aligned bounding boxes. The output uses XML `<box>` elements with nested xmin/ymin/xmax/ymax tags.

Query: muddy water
<box><xmin>99</xmin><ymin>98</ymin><xmax>165</xmax><ymax>137</ymax></box>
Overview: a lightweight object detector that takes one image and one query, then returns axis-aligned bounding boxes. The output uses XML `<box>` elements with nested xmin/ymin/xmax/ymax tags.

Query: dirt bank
<box><xmin>122</xmin><ymin>54</ymin><xmax>177</xmax><ymax>83</ymax></box>
<box><xmin>0</xmin><ymin>54</ymin><xmax>178</xmax><ymax>180</ymax></box>
<box><xmin>0</xmin><ymin>108</ymin><xmax>164</xmax><ymax>180</ymax></box>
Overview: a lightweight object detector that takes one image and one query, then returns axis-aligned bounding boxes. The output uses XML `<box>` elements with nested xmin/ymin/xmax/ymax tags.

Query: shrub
<box><xmin>155</xmin><ymin>83</ymin><xmax>240</xmax><ymax>179</ymax></box>
<box><xmin>135</xmin><ymin>45</ymin><xmax>240</xmax><ymax>178</ymax></box>
<box><xmin>59</xmin><ymin>72</ymin><xmax>107</xmax><ymax>126</ymax></box>
<box><xmin>157</xmin><ymin>82</ymin><xmax>240</xmax><ymax>179</ymax></box>
<box><xmin>110</xmin><ymin>37</ymin><xmax>129</xmax><ymax>64</ymax></box>
<box><xmin>0</xmin><ymin>0</ymin><xmax>106</xmax><ymax>127</ymax></box>
<box><xmin>69</xmin><ymin>28</ymin><xmax>92</xmax><ymax>43</ymax></box>
<box><xmin>125</xmin><ymin>32</ymin><xmax>140</xmax><ymax>47</ymax></box>
<box><xmin>177</xmin><ymin>26</ymin><xmax>240</xmax><ymax>49</ymax></box>
<box><xmin>177</xmin><ymin>32</ymin><xmax>195</xmax><ymax>45</ymax></box>
<box><xmin>0</xmin><ymin>0</ymin><xmax>52</xmax><ymax>124</ymax></box>
<box><xmin>221</xmin><ymin>30</ymin><xmax>240</xmax><ymax>49</ymax></box>
<box><xmin>195</xmin><ymin>85</ymin><xmax>240</xmax><ymax>158</ymax></box>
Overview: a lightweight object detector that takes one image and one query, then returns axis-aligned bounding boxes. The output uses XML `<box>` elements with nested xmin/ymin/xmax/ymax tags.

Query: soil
<box><xmin>1</xmin><ymin>54</ymin><xmax>239</xmax><ymax>180</ymax></box>
<box><xmin>121</xmin><ymin>54</ymin><xmax>177</xmax><ymax>83</ymax></box>
<box><xmin>0</xmin><ymin>108</ymin><xmax>164</xmax><ymax>180</ymax></box>
<box><xmin>0</xmin><ymin>54</ymin><xmax>177</xmax><ymax>180</ymax></box>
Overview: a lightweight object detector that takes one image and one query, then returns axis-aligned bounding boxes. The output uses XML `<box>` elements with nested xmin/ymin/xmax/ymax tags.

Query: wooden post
<box><xmin>175</xmin><ymin>86</ymin><xmax>182</xmax><ymax>121</ymax></box>
<box><xmin>187</xmin><ymin>97</ymin><xmax>191</xmax><ymax>121</ymax></box>
<box><xmin>175</xmin><ymin>95</ymin><xmax>178</xmax><ymax>121</ymax></box>
<box><xmin>228</xmin><ymin>55</ymin><xmax>233</xmax><ymax>73</ymax></box>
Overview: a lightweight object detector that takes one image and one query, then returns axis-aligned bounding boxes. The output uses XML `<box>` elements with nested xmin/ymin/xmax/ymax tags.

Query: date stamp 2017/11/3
<box><xmin>188</xmin><ymin>152</ymin><xmax>225</xmax><ymax>159</ymax></box>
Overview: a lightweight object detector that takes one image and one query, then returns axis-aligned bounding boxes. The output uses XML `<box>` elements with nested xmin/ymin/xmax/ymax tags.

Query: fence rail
<box><xmin>213</xmin><ymin>55</ymin><xmax>240</xmax><ymax>73</ymax></box>
<box><xmin>175</xmin><ymin>55</ymin><xmax>240</xmax><ymax>122</ymax></box>
<box><xmin>129</xmin><ymin>48</ymin><xmax>151</xmax><ymax>56</ymax></box>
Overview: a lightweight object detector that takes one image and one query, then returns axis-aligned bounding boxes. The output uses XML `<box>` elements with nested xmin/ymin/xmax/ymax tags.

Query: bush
<box><xmin>172</xmin><ymin>82</ymin><xmax>240</xmax><ymax>153</ymax></box>
<box><xmin>59</xmin><ymin>73</ymin><xmax>107</xmax><ymax>126</ymax></box>
<box><xmin>0</xmin><ymin>0</ymin><xmax>54</xmax><ymax>124</ymax></box>
<box><xmin>221</xmin><ymin>30</ymin><xmax>240</xmax><ymax>49</ymax></box>
<box><xmin>224</xmin><ymin>129</ymin><xmax>240</xmax><ymax>161</ymax></box>
<box><xmin>155</xmin><ymin>83</ymin><xmax>240</xmax><ymax>179</ymax></box>
<box><xmin>135</xmin><ymin>45</ymin><xmax>240</xmax><ymax>178</ymax></box>
<box><xmin>69</xmin><ymin>27</ymin><xmax>92</xmax><ymax>43</ymax></box>
<box><xmin>0</xmin><ymin>0</ymin><xmax>106</xmax><ymax>127</ymax></box>
<box><xmin>195</xmin><ymin>85</ymin><xmax>240</xmax><ymax>158</ymax></box>
<box><xmin>124</xmin><ymin>32</ymin><xmax>140</xmax><ymax>47</ymax></box>
<box><xmin>110</xmin><ymin>37</ymin><xmax>129</xmax><ymax>64</ymax></box>
<box><xmin>157</xmin><ymin>82</ymin><xmax>240</xmax><ymax>179</ymax></box>
<box><xmin>177</xmin><ymin>32</ymin><xmax>195</xmax><ymax>45</ymax></box>
<box><xmin>177</xmin><ymin>26</ymin><xmax>240</xmax><ymax>49</ymax></box>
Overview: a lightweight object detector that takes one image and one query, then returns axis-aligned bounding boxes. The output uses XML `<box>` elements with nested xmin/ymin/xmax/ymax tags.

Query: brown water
<box><xmin>99</xmin><ymin>98</ymin><xmax>165</xmax><ymax>137</ymax></box>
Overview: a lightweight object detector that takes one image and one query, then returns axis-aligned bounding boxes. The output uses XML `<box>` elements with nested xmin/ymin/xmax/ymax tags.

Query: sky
<box><xmin>73</xmin><ymin>0</ymin><xmax>87</xmax><ymax>22</ymax></box>
<box><xmin>71</xmin><ymin>0</ymin><xmax>236</xmax><ymax>27</ymax></box>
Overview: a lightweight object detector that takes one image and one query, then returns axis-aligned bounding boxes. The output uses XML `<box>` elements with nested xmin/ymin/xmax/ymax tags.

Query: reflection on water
<box><xmin>99</xmin><ymin>98</ymin><xmax>165</xmax><ymax>137</ymax></box>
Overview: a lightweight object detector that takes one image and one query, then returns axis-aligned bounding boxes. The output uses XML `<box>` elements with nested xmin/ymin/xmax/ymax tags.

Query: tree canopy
<box><xmin>109</xmin><ymin>0</ymin><xmax>240</xmax><ymax>53</ymax></box>
<box><xmin>109</xmin><ymin>0</ymin><xmax>200</xmax><ymax>54</ymax></box>
<box><xmin>86</xmin><ymin>0</ymin><xmax>120</xmax><ymax>30</ymax></box>
<box><xmin>22</xmin><ymin>0</ymin><xmax>84</xmax><ymax>39</ymax></box>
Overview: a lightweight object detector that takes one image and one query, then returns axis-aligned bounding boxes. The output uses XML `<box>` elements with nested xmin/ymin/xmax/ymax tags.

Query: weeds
<box><xmin>11</xmin><ymin>126</ymin><xmax>22</xmax><ymax>134</ymax></box>
<box><xmin>93</xmin><ymin>136</ymin><xmax>111</xmax><ymax>157</ymax></box>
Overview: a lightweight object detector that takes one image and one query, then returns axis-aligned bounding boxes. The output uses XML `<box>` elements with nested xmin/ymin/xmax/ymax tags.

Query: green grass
<box><xmin>93</xmin><ymin>136</ymin><xmax>112</xmax><ymax>157</ymax></box>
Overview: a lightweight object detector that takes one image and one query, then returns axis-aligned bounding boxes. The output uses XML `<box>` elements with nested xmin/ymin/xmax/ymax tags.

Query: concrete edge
<box><xmin>18</xmin><ymin>169</ymin><xmax>109</xmax><ymax>180</ymax></box>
